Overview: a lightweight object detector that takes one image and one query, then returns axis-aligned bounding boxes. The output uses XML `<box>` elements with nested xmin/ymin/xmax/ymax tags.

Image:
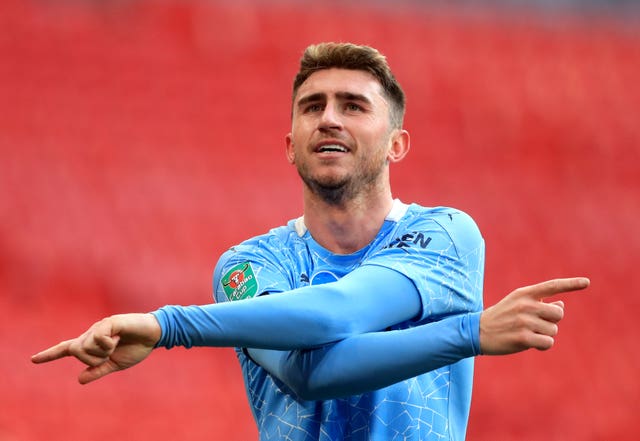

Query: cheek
<box><xmin>364</xmin><ymin>132</ymin><xmax>390</xmax><ymax>155</ymax></box>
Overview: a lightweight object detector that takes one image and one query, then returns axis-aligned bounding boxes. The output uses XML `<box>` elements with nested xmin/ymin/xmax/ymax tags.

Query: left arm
<box><xmin>246</xmin><ymin>276</ymin><xmax>589</xmax><ymax>400</ymax></box>
<box><xmin>247</xmin><ymin>311</ymin><xmax>481</xmax><ymax>400</ymax></box>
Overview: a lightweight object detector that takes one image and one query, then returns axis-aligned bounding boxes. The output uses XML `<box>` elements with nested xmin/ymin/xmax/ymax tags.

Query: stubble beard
<box><xmin>297</xmin><ymin>156</ymin><xmax>387</xmax><ymax>207</ymax></box>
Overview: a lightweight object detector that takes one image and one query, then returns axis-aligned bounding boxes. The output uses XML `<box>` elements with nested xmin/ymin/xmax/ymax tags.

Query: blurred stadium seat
<box><xmin>1</xmin><ymin>1</ymin><xmax>638</xmax><ymax>440</ymax></box>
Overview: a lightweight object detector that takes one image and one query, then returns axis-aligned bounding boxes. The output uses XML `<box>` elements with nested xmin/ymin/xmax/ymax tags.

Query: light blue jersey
<box><xmin>211</xmin><ymin>200</ymin><xmax>484</xmax><ymax>440</ymax></box>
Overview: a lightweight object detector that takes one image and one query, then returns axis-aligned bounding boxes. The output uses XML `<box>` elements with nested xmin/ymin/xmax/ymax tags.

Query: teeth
<box><xmin>319</xmin><ymin>144</ymin><xmax>347</xmax><ymax>153</ymax></box>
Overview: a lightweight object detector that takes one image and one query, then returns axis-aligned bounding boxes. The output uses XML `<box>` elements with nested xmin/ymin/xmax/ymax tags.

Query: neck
<box><xmin>302</xmin><ymin>186</ymin><xmax>394</xmax><ymax>254</ymax></box>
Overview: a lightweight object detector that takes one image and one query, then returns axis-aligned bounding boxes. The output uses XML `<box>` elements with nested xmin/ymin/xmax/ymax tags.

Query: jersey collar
<box><xmin>294</xmin><ymin>199</ymin><xmax>408</xmax><ymax>237</ymax></box>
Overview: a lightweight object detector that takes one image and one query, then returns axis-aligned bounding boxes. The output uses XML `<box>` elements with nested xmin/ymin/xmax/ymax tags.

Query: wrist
<box><xmin>111</xmin><ymin>313</ymin><xmax>162</xmax><ymax>347</ymax></box>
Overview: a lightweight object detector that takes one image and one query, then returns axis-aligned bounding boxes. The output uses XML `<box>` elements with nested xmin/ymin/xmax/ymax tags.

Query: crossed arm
<box><xmin>246</xmin><ymin>312</ymin><xmax>480</xmax><ymax>400</ymax></box>
<box><xmin>32</xmin><ymin>274</ymin><xmax>589</xmax><ymax>387</ymax></box>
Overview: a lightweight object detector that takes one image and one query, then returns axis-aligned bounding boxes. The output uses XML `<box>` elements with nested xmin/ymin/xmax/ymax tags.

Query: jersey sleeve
<box><xmin>247</xmin><ymin>311</ymin><xmax>481</xmax><ymax>400</ymax></box>
<box><xmin>151</xmin><ymin>265</ymin><xmax>423</xmax><ymax>350</ymax></box>
<box><xmin>364</xmin><ymin>209</ymin><xmax>485</xmax><ymax>322</ymax></box>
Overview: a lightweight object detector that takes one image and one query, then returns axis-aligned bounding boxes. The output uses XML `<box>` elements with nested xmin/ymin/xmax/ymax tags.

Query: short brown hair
<box><xmin>292</xmin><ymin>42</ymin><xmax>406</xmax><ymax>128</ymax></box>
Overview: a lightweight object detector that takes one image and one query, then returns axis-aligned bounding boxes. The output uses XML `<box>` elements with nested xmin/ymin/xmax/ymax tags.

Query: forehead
<box><xmin>294</xmin><ymin>68</ymin><xmax>386</xmax><ymax>103</ymax></box>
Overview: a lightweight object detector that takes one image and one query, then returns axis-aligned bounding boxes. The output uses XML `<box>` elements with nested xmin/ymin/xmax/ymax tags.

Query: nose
<box><xmin>318</xmin><ymin>103</ymin><xmax>343</xmax><ymax>131</ymax></box>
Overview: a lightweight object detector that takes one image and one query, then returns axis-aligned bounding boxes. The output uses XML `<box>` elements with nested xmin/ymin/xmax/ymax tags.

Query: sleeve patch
<box><xmin>221</xmin><ymin>262</ymin><xmax>259</xmax><ymax>301</ymax></box>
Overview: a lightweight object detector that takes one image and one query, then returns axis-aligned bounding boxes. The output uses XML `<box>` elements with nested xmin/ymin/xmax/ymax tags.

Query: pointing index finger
<box><xmin>519</xmin><ymin>277</ymin><xmax>590</xmax><ymax>301</ymax></box>
<box><xmin>31</xmin><ymin>339</ymin><xmax>74</xmax><ymax>364</ymax></box>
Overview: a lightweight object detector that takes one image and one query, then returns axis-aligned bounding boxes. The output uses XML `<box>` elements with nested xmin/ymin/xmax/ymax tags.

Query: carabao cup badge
<box><xmin>222</xmin><ymin>262</ymin><xmax>259</xmax><ymax>301</ymax></box>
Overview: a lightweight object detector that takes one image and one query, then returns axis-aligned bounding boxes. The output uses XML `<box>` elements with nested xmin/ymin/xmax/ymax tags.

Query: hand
<box><xmin>480</xmin><ymin>277</ymin><xmax>590</xmax><ymax>355</ymax></box>
<box><xmin>31</xmin><ymin>313</ymin><xmax>162</xmax><ymax>384</ymax></box>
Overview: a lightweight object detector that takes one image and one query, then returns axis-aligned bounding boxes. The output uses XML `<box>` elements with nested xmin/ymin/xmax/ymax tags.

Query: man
<box><xmin>32</xmin><ymin>43</ymin><xmax>589</xmax><ymax>440</ymax></box>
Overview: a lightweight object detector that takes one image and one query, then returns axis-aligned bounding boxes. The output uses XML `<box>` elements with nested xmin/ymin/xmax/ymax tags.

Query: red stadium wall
<box><xmin>1</xmin><ymin>1</ymin><xmax>638</xmax><ymax>440</ymax></box>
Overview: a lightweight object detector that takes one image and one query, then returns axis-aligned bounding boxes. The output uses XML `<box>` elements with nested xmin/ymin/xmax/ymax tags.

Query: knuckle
<box><xmin>543</xmin><ymin>304</ymin><xmax>564</xmax><ymax>322</ymax></box>
<box><xmin>552</xmin><ymin>304</ymin><xmax>565</xmax><ymax>320</ymax></box>
<box><xmin>514</xmin><ymin>312</ymin><xmax>533</xmax><ymax>329</ymax></box>
<box><xmin>537</xmin><ymin>334</ymin><xmax>555</xmax><ymax>350</ymax></box>
<box><xmin>68</xmin><ymin>340</ymin><xmax>82</xmax><ymax>357</ymax></box>
<box><xmin>516</xmin><ymin>298</ymin><xmax>536</xmax><ymax>314</ymax></box>
<box><xmin>517</xmin><ymin>329</ymin><xmax>531</xmax><ymax>346</ymax></box>
<box><xmin>542</xmin><ymin>279</ymin><xmax>559</xmax><ymax>293</ymax></box>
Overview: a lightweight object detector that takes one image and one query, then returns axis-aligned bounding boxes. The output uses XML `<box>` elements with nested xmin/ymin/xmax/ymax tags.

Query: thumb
<box><xmin>78</xmin><ymin>359</ymin><xmax>121</xmax><ymax>385</ymax></box>
<box><xmin>549</xmin><ymin>300</ymin><xmax>565</xmax><ymax>309</ymax></box>
<box><xmin>517</xmin><ymin>277</ymin><xmax>590</xmax><ymax>301</ymax></box>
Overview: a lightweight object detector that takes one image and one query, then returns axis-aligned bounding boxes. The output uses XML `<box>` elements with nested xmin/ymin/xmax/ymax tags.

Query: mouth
<box><xmin>315</xmin><ymin>142</ymin><xmax>350</xmax><ymax>154</ymax></box>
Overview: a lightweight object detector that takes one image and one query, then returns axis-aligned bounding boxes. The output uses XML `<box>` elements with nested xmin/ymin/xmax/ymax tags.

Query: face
<box><xmin>286</xmin><ymin>68</ymin><xmax>408</xmax><ymax>204</ymax></box>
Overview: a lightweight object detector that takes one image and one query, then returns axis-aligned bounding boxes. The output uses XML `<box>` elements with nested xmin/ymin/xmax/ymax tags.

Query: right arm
<box><xmin>30</xmin><ymin>265</ymin><xmax>423</xmax><ymax>384</ymax></box>
<box><xmin>152</xmin><ymin>265</ymin><xmax>422</xmax><ymax>350</ymax></box>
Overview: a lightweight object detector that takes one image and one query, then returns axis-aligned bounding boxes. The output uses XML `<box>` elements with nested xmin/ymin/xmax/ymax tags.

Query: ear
<box><xmin>285</xmin><ymin>133</ymin><xmax>295</xmax><ymax>164</ymax></box>
<box><xmin>387</xmin><ymin>129</ymin><xmax>410</xmax><ymax>163</ymax></box>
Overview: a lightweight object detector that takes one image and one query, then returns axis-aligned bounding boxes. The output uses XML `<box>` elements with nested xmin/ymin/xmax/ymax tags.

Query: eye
<box><xmin>346</xmin><ymin>102</ymin><xmax>363</xmax><ymax>112</ymax></box>
<box><xmin>304</xmin><ymin>103</ymin><xmax>324</xmax><ymax>113</ymax></box>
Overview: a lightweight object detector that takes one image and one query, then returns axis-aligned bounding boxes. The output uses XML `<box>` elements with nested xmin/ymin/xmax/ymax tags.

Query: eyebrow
<box><xmin>296</xmin><ymin>91</ymin><xmax>373</xmax><ymax>109</ymax></box>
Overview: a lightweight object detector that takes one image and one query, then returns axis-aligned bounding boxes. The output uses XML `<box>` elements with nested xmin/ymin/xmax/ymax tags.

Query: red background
<box><xmin>1</xmin><ymin>1</ymin><xmax>639</xmax><ymax>440</ymax></box>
